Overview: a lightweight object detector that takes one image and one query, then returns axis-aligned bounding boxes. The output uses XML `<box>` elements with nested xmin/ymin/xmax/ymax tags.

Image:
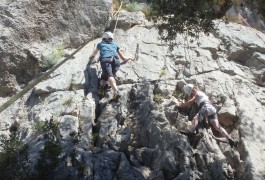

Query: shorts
<box><xmin>197</xmin><ymin>103</ymin><xmax>217</xmax><ymax>122</ymax></box>
<box><xmin>100</xmin><ymin>58</ymin><xmax>120</xmax><ymax>81</ymax></box>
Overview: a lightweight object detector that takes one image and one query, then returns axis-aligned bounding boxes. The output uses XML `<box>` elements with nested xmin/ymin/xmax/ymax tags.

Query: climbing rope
<box><xmin>239</xmin><ymin>13</ymin><xmax>265</xmax><ymax>44</ymax></box>
<box><xmin>113</xmin><ymin>2</ymin><xmax>123</xmax><ymax>34</ymax></box>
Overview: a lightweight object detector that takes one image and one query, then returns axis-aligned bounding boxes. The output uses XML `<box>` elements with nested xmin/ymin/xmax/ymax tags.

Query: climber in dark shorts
<box><xmin>175</xmin><ymin>84</ymin><xmax>235</xmax><ymax>148</ymax></box>
<box><xmin>89</xmin><ymin>31</ymin><xmax>132</xmax><ymax>101</ymax></box>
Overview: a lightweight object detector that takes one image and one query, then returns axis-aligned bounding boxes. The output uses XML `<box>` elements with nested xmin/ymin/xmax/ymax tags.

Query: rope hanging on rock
<box><xmin>239</xmin><ymin>13</ymin><xmax>265</xmax><ymax>44</ymax></box>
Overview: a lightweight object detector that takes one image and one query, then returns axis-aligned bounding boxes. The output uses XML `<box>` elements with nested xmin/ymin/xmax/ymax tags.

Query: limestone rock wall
<box><xmin>0</xmin><ymin>0</ymin><xmax>111</xmax><ymax>96</ymax></box>
<box><xmin>0</xmin><ymin>7</ymin><xmax>265</xmax><ymax>180</ymax></box>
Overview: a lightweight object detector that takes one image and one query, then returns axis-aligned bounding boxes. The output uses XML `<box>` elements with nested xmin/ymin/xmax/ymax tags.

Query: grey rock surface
<box><xmin>0</xmin><ymin>4</ymin><xmax>265</xmax><ymax>180</ymax></box>
<box><xmin>0</xmin><ymin>0</ymin><xmax>111</xmax><ymax>95</ymax></box>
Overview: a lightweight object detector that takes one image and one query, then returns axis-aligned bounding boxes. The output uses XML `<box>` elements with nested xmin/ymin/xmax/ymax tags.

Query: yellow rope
<box><xmin>113</xmin><ymin>2</ymin><xmax>123</xmax><ymax>34</ymax></box>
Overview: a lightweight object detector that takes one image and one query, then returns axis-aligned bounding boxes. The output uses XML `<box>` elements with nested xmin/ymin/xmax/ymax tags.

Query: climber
<box><xmin>89</xmin><ymin>31</ymin><xmax>132</xmax><ymax>101</ymax></box>
<box><xmin>175</xmin><ymin>84</ymin><xmax>235</xmax><ymax>148</ymax></box>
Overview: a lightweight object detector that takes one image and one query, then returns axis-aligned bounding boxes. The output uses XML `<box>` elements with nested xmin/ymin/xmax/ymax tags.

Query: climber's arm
<box><xmin>88</xmin><ymin>48</ymin><xmax>99</xmax><ymax>64</ymax></box>
<box><xmin>90</xmin><ymin>48</ymin><xmax>99</xmax><ymax>58</ymax></box>
<box><xmin>175</xmin><ymin>93</ymin><xmax>198</xmax><ymax>109</ymax></box>
<box><xmin>118</xmin><ymin>49</ymin><xmax>132</xmax><ymax>61</ymax></box>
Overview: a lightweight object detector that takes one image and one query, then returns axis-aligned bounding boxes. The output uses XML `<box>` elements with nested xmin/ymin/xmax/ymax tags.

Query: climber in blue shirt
<box><xmin>89</xmin><ymin>31</ymin><xmax>132</xmax><ymax>101</ymax></box>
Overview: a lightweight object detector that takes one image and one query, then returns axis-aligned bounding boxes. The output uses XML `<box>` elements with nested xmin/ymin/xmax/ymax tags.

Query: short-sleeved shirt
<box><xmin>195</xmin><ymin>91</ymin><xmax>209</xmax><ymax>106</ymax></box>
<box><xmin>97</xmin><ymin>41</ymin><xmax>120</xmax><ymax>59</ymax></box>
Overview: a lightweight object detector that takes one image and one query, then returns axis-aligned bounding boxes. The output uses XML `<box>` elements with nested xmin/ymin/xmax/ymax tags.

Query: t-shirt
<box><xmin>97</xmin><ymin>41</ymin><xmax>120</xmax><ymax>59</ymax></box>
<box><xmin>195</xmin><ymin>91</ymin><xmax>209</xmax><ymax>106</ymax></box>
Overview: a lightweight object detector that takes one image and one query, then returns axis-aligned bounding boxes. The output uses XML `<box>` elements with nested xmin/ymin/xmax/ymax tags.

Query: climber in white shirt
<box><xmin>175</xmin><ymin>84</ymin><xmax>235</xmax><ymax>148</ymax></box>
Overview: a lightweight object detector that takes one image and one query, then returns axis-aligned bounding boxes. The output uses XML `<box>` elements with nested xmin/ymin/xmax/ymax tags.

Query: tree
<box><xmin>0</xmin><ymin>133</ymin><xmax>30</xmax><ymax>179</ymax></box>
<box><xmin>149</xmin><ymin>0</ymin><xmax>265</xmax><ymax>46</ymax></box>
<box><xmin>245</xmin><ymin>0</ymin><xmax>265</xmax><ymax>16</ymax></box>
<box><xmin>35</xmin><ymin>117</ymin><xmax>62</xmax><ymax>179</ymax></box>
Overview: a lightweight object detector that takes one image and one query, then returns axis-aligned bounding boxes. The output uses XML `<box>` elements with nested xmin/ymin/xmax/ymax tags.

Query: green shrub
<box><xmin>42</xmin><ymin>43</ymin><xmax>65</xmax><ymax>69</ymax></box>
<box><xmin>35</xmin><ymin>116</ymin><xmax>62</xmax><ymax>178</ymax></box>
<box><xmin>141</xmin><ymin>6</ymin><xmax>154</xmax><ymax>17</ymax></box>
<box><xmin>35</xmin><ymin>141</ymin><xmax>62</xmax><ymax>178</ymax></box>
<box><xmin>178</xmin><ymin>92</ymin><xmax>187</xmax><ymax>100</ymax></box>
<box><xmin>160</xmin><ymin>67</ymin><xmax>168</xmax><ymax>77</ymax></box>
<box><xmin>124</xmin><ymin>2</ymin><xmax>142</xmax><ymax>12</ymax></box>
<box><xmin>123</xmin><ymin>2</ymin><xmax>154</xmax><ymax>18</ymax></box>
<box><xmin>34</xmin><ymin>120</ymin><xmax>46</xmax><ymax>133</ymax></box>
<box><xmin>0</xmin><ymin>133</ymin><xmax>30</xmax><ymax>179</ymax></box>
<box><xmin>153</xmin><ymin>94</ymin><xmax>164</xmax><ymax>104</ymax></box>
<box><xmin>113</xmin><ymin>0</ymin><xmax>121</xmax><ymax>11</ymax></box>
<box><xmin>63</xmin><ymin>96</ymin><xmax>74</xmax><ymax>106</ymax></box>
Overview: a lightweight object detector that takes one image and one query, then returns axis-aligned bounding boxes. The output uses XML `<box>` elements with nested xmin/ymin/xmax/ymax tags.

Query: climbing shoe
<box><xmin>98</xmin><ymin>84</ymin><xmax>105</xmax><ymax>97</ymax></box>
<box><xmin>228</xmin><ymin>138</ymin><xmax>235</xmax><ymax>148</ymax></box>
<box><xmin>187</xmin><ymin>127</ymin><xmax>196</xmax><ymax>134</ymax></box>
<box><xmin>111</xmin><ymin>91</ymin><xmax>121</xmax><ymax>102</ymax></box>
<box><xmin>104</xmin><ymin>84</ymin><xmax>111</xmax><ymax>91</ymax></box>
<box><xmin>106</xmin><ymin>85</ymin><xmax>111</xmax><ymax>90</ymax></box>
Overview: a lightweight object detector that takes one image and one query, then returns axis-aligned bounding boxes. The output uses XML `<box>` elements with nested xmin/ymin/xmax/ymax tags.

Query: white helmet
<box><xmin>183</xmin><ymin>84</ymin><xmax>194</xmax><ymax>96</ymax></box>
<box><xmin>103</xmin><ymin>31</ymin><xmax>114</xmax><ymax>39</ymax></box>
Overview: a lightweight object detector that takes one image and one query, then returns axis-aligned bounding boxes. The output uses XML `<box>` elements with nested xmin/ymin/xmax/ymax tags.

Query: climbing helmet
<box><xmin>183</xmin><ymin>84</ymin><xmax>194</xmax><ymax>96</ymax></box>
<box><xmin>103</xmin><ymin>31</ymin><xmax>114</xmax><ymax>40</ymax></box>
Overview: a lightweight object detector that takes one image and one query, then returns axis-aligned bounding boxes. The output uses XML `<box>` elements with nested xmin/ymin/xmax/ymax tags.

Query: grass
<box><xmin>124</xmin><ymin>2</ymin><xmax>143</xmax><ymax>12</ymax></box>
<box><xmin>116</xmin><ymin>1</ymin><xmax>154</xmax><ymax>18</ymax></box>
<box><xmin>141</xmin><ymin>6</ymin><xmax>153</xmax><ymax>17</ymax></box>
<box><xmin>63</xmin><ymin>96</ymin><xmax>74</xmax><ymax>106</ymax></box>
<box><xmin>160</xmin><ymin>67</ymin><xmax>168</xmax><ymax>77</ymax></box>
<box><xmin>178</xmin><ymin>92</ymin><xmax>187</xmax><ymax>100</ymax></box>
<box><xmin>88</xmin><ymin>133</ymin><xmax>99</xmax><ymax>151</ymax></box>
<box><xmin>113</xmin><ymin>0</ymin><xmax>121</xmax><ymax>12</ymax></box>
<box><xmin>0</xmin><ymin>133</ymin><xmax>30</xmax><ymax>179</ymax></box>
<box><xmin>153</xmin><ymin>94</ymin><xmax>164</xmax><ymax>104</ymax></box>
<box><xmin>34</xmin><ymin>120</ymin><xmax>46</xmax><ymax>133</ymax></box>
<box><xmin>42</xmin><ymin>43</ymin><xmax>65</xmax><ymax>69</ymax></box>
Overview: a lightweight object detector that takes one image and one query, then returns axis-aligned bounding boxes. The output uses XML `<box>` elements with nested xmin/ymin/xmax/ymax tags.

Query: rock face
<box><xmin>226</xmin><ymin>0</ymin><xmax>265</xmax><ymax>33</ymax></box>
<box><xmin>0</xmin><ymin>0</ymin><xmax>111</xmax><ymax>96</ymax></box>
<box><xmin>1</xmin><ymin>5</ymin><xmax>265</xmax><ymax>180</ymax></box>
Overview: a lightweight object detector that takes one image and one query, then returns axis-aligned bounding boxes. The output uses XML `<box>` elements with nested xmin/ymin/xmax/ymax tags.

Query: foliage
<box><xmin>63</xmin><ymin>96</ymin><xmax>74</xmax><ymax>106</ymax></box>
<box><xmin>77</xmin><ymin>163</ymin><xmax>88</xmax><ymax>177</ymax></box>
<box><xmin>35</xmin><ymin>141</ymin><xmax>62</xmax><ymax>179</ymax></box>
<box><xmin>42</xmin><ymin>116</ymin><xmax>59</xmax><ymax>141</ymax></box>
<box><xmin>113</xmin><ymin>0</ymin><xmax>121</xmax><ymax>12</ymax></box>
<box><xmin>42</xmin><ymin>43</ymin><xmax>65</xmax><ymax>69</ymax></box>
<box><xmin>153</xmin><ymin>93</ymin><xmax>164</xmax><ymax>103</ymax></box>
<box><xmin>116</xmin><ymin>0</ymin><xmax>154</xmax><ymax>17</ymax></box>
<box><xmin>0</xmin><ymin>133</ymin><xmax>30</xmax><ymax>179</ymax></box>
<box><xmin>124</xmin><ymin>2</ymin><xmax>144</xmax><ymax>12</ymax></box>
<box><xmin>245</xmin><ymin>0</ymin><xmax>265</xmax><ymax>17</ymax></box>
<box><xmin>148</xmin><ymin>0</ymin><xmax>265</xmax><ymax>47</ymax></box>
<box><xmin>88</xmin><ymin>133</ymin><xmax>99</xmax><ymax>151</ymax></box>
<box><xmin>178</xmin><ymin>92</ymin><xmax>187</xmax><ymax>100</ymax></box>
<box><xmin>34</xmin><ymin>120</ymin><xmax>46</xmax><ymax>133</ymax></box>
<box><xmin>149</xmin><ymin>0</ymin><xmax>232</xmax><ymax>46</ymax></box>
<box><xmin>160</xmin><ymin>67</ymin><xmax>168</xmax><ymax>77</ymax></box>
<box><xmin>119</xmin><ymin>1</ymin><xmax>154</xmax><ymax>18</ymax></box>
<box><xmin>35</xmin><ymin>116</ymin><xmax>62</xmax><ymax>179</ymax></box>
<box><xmin>0</xmin><ymin>117</ymin><xmax>62</xmax><ymax>179</ymax></box>
<box><xmin>141</xmin><ymin>5</ymin><xmax>154</xmax><ymax>17</ymax></box>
